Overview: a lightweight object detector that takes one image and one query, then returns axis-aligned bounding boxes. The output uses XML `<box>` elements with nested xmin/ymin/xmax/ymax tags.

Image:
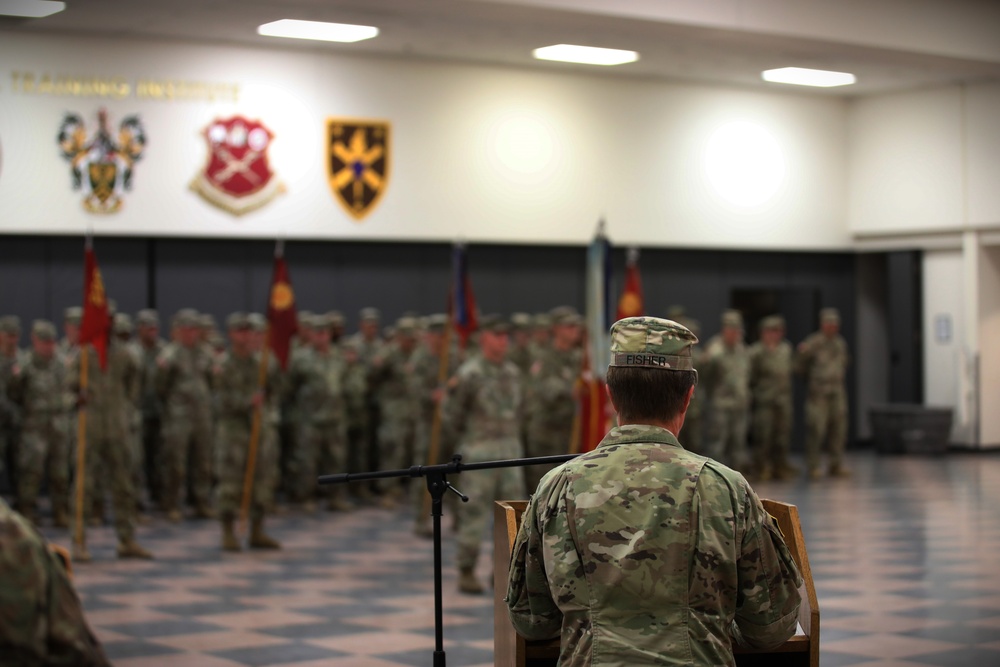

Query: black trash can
<box><xmin>868</xmin><ymin>404</ymin><xmax>953</xmax><ymax>455</ymax></box>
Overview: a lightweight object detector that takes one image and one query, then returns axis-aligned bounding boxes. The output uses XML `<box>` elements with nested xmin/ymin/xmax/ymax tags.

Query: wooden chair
<box><xmin>494</xmin><ymin>499</ymin><xmax>819</xmax><ymax>667</ymax></box>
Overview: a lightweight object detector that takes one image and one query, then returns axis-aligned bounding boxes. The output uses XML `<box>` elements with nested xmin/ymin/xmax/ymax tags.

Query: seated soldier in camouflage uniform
<box><xmin>507</xmin><ymin>316</ymin><xmax>801</xmax><ymax>666</ymax></box>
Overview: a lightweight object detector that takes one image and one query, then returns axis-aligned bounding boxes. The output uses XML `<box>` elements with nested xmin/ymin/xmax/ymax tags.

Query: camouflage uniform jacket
<box><xmin>748</xmin><ymin>340</ymin><xmax>793</xmax><ymax>403</ymax></box>
<box><xmin>508</xmin><ymin>343</ymin><xmax>533</xmax><ymax>377</ymax></box>
<box><xmin>507</xmin><ymin>424</ymin><xmax>802</xmax><ymax>666</ymax></box>
<box><xmin>155</xmin><ymin>343</ymin><xmax>212</xmax><ymax>410</ymax></box>
<box><xmin>129</xmin><ymin>339</ymin><xmax>166</xmax><ymax>419</ymax></box>
<box><xmin>213</xmin><ymin>351</ymin><xmax>280</xmax><ymax>428</ymax></box>
<box><xmin>701</xmin><ymin>336</ymin><xmax>750</xmax><ymax>409</ymax></box>
<box><xmin>373</xmin><ymin>344</ymin><xmax>417</xmax><ymax>419</ymax></box>
<box><xmin>443</xmin><ymin>355</ymin><xmax>523</xmax><ymax>449</ymax></box>
<box><xmin>7</xmin><ymin>352</ymin><xmax>70</xmax><ymax>420</ymax></box>
<box><xmin>0</xmin><ymin>498</ymin><xmax>111</xmax><ymax>666</ymax></box>
<box><xmin>286</xmin><ymin>347</ymin><xmax>346</xmax><ymax>425</ymax></box>
<box><xmin>795</xmin><ymin>333</ymin><xmax>848</xmax><ymax>396</ymax></box>
<box><xmin>408</xmin><ymin>345</ymin><xmax>457</xmax><ymax>422</ymax></box>
<box><xmin>527</xmin><ymin>346</ymin><xmax>581</xmax><ymax>430</ymax></box>
<box><xmin>74</xmin><ymin>343</ymin><xmax>140</xmax><ymax>436</ymax></box>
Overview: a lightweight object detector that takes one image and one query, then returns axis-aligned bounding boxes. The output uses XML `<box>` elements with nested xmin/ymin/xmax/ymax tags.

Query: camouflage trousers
<box><xmin>215</xmin><ymin>418</ymin><xmax>277</xmax><ymax>521</ymax></box>
<box><xmin>73</xmin><ymin>413</ymin><xmax>136</xmax><ymax>544</ymax></box>
<box><xmin>17</xmin><ymin>415</ymin><xmax>69</xmax><ymax>521</ymax></box>
<box><xmin>160</xmin><ymin>405</ymin><xmax>214</xmax><ymax>513</ymax></box>
<box><xmin>805</xmin><ymin>389</ymin><xmax>847</xmax><ymax>472</ymax></box>
<box><xmin>752</xmin><ymin>397</ymin><xmax>792</xmax><ymax>475</ymax></box>
<box><xmin>705</xmin><ymin>402</ymin><xmax>749</xmax><ymax>470</ymax></box>
<box><xmin>524</xmin><ymin>422</ymin><xmax>573</xmax><ymax>494</ymax></box>
<box><xmin>376</xmin><ymin>406</ymin><xmax>415</xmax><ymax>494</ymax></box>
<box><xmin>455</xmin><ymin>439</ymin><xmax>526</xmax><ymax>570</ymax></box>
<box><xmin>290</xmin><ymin>420</ymin><xmax>347</xmax><ymax>503</ymax></box>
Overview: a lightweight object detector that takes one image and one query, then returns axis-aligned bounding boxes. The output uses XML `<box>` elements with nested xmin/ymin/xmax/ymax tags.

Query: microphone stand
<box><xmin>319</xmin><ymin>453</ymin><xmax>578</xmax><ymax>667</ymax></box>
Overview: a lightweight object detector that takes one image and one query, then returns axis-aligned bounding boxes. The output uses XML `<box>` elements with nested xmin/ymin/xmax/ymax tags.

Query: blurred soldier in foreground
<box><xmin>0</xmin><ymin>497</ymin><xmax>111</xmax><ymax>665</ymax></box>
<box><xmin>524</xmin><ymin>309</ymin><xmax>582</xmax><ymax>492</ymax></box>
<box><xmin>507</xmin><ymin>317</ymin><xmax>802</xmax><ymax>665</ymax></box>
<box><xmin>157</xmin><ymin>309</ymin><xmax>215</xmax><ymax>522</ymax></box>
<box><xmin>797</xmin><ymin>308</ymin><xmax>850</xmax><ymax>479</ymax></box>
<box><xmin>749</xmin><ymin>315</ymin><xmax>797</xmax><ymax>480</ymax></box>
<box><xmin>372</xmin><ymin>316</ymin><xmax>419</xmax><ymax>508</ymax></box>
<box><xmin>7</xmin><ymin>320</ymin><xmax>70</xmax><ymax>526</ymax></box>
<box><xmin>214</xmin><ymin>313</ymin><xmax>281</xmax><ymax>551</ymax></box>
<box><xmin>443</xmin><ymin>315</ymin><xmax>525</xmax><ymax>594</ymax></box>
<box><xmin>701</xmin><ymin>309</ymin><xmax>751</xmax><ymax>470</ymax></box>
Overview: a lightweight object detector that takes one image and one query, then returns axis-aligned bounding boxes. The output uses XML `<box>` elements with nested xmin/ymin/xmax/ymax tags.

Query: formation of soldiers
<box><xmin>0</xmin><ymin>303</ymin><xmax>848</xmax><ymax>586</ymax></box>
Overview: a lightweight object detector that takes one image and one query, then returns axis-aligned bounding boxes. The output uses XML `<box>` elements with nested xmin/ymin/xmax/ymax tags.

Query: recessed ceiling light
<box><xmin>0</xmin><ymin>0</ymin><xmax>65</xmax><ymax>18</ymax></box>
<box><xmin>533</xmin><ymin>44</ymin><xmax>639</xmax><ymax>66</ymax></box>
<box><xmin>257</xmin><ymin>19</ymin><xmax>378</xmax><ymax>43</ymax></box>
<box><xmin>762</xmin><ymin>67</ymin><xmax>856</xmax><ymax>88</ymax></box>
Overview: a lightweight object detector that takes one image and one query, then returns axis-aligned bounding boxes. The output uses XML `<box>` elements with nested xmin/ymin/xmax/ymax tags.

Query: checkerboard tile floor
<box><xmin>39</xmin><ymin>451</ymin><xmax>1000</xmax><ymax>667</ymax></box>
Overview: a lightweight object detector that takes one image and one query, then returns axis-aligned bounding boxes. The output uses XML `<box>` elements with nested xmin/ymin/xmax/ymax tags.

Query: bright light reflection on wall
<box><xmin>486</xmin><ymin>112</ymin><xmax>557</xmax><ymax>183</ymax></box>
<box><xmin>704</xmin><ymin>121</ymin><xmax>785</xmax><ymax>208</ymax></box>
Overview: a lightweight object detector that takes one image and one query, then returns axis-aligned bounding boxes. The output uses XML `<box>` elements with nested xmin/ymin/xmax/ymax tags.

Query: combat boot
<box><xmin>72</xmin><ymin>542</ymin><xmax>92</xmax><ymax>563</ymax></box>
<box><xmin>458</xmin><ymin>567</ymin><xmax>483</xmax><ymax>595</ymax></box>
<box><xmin>221</xmin><ymin>517</ymin><xmax>241</xmax><ymax>552</ymax></box>
<box><xmin>117</xmin><ymin>539</ymin><xmax>154</xmax><ymax>560</ymax></box>
<box><xmin>327</xmin><ymin>494</ymin><xmax>353</xmax><ymax>512</ymax></box>
<box><xmin>193</xmin><ymin>503</ymin><xmax>216</xmax><ymax>519</ymax></box>
<box><xmin>249</xmin><ymin>519</ymin><xmax>281</xmax><ymax>550</ymax></box>
<box><xmin>52</xmin><ymin>509</ymin><xmax>69</xmax><ymax>529</ymax></box>
<box><xmin>807</xmin><ymin>468</ymin><xmax>822</xmax><ymax>481</ymax></box>
<box><xmin>828</xmin><ymin>463</ymin><xmax>851</xmax><ymax>478</ymax></box>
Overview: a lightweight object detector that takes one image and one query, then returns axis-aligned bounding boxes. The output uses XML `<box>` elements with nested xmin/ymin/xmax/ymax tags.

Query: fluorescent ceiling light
<box><xmin>762</xmin><ymin>67</ymin><xmax>856</xmax><ymax>88</ymax></box>
<box><xmin>533</xmin><ymin>44</ymin><xmax>639</xmax><ymax>66</ymax></box>
<box><xmin>0</xmin><ymin>0</ymin><xmax>65</xmax><ymax>18</ymax></box>
<box><xmin>257</xmin><ymin>19</ymin><xmax>378</xmax><ymax>43</ymax></box>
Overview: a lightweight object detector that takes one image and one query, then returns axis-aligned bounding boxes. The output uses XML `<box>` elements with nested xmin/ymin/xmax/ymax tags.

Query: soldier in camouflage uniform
<box><xmin>524</xmin><ymin>309</ymin><xmax>583</xmax><ymax>492</ymax></box>
<box><xmin>797</xmin><ymin>307</ymin><xmax>850</xmax><ymax>479</ymax></box>
<box><xmin>371</xmin><ymin>316</ymin><xmax>420</xmax><ymax>508</ymax></box>
<box><xmin>6</xmin><ymin>321</ymin><xmax>70</xmax><ymax>526</ymax></box>
<box><xmin>348</xmin><ymin>308</ymin><xmax>386</xmax><ymax>495</ymax></box>
<box><xmin>749</xmin><ymin>315</ymin><xmax>797</xmax><ymax>480</ymax></box>
<box><xmin>285</xmin><ymin>313</ymin><xmax>351</xmax><ymax>511</ymax></box>
<box><xmin>529</xmin><ymin>312</ymin><xmax>551</xmax><ymax>361</ymax></box>
<box><xmin>701</xmin><ymin>309</ymin><xmax>751</xmax><ymax>470</ymax></box>
<box><xmin>131</xmin><ymin>309</ymin><xmax>165</xmax><ymax>508</ymax></box>
<box><xmin>442</xmin><ymin>314</ymin><xmax>525</xmax><ymax>594</ymax></box>
<box><xmin>59</xmin><ymin>307</ymin><xmax>82</xmax><ymax>359</ymax></box>
<box><xmin>0</xmin><ymin>497</ymin><xmax>111</xmax><ymax>665</ymax></box>
<box><xmin>113</xmin><ymin>314</ymin><xmax>148</xmax><ymax>515</ymax></box>
<box><xmin>72</xmin><ymin>328</ymin><xmax>153</xmax><ymax>561</ymax></box>
<box><xmin>507</xmin><ymin>313</ymin><xmax>533</xmax><ymax>377</ymax></box>
<box><xmin>506</xmin><ymin>316</ymin><xmax>802</xmax><ymax>665</ymax></box>
<box><xmin>213</xmin><ymin>313</ymin><xmax>281</xmax><ymax>551</ymax></box>
<box><xmin>156</xmin><ymin>309</ymin><xmax>215</xmax><ymax>522</ymax></box>
<box><xmin>0</xmin><ymin>316</ymin><xmax>24</xmax><ymax>496</ymax></box>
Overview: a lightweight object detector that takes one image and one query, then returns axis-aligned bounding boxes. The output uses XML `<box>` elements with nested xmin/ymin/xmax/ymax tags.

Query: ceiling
<box><xmin>4</xmin><ymin>0</ymin><xmax>1000</xmax><ymax>96</ymax></box>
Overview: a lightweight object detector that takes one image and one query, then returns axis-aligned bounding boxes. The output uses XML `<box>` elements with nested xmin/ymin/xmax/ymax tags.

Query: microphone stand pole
<box><xmin>319</xmin><ymin>452</ymin><xmax>578</xmax><ymax>667</ymax></box>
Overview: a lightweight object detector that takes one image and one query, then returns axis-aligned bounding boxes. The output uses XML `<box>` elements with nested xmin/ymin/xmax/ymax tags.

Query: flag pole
<box><xmin>73</xmin><ymin>346</ymin><xmax>89</xmax><ymax>550</ymax></box>
<box><xmin>420</xmin><ymin>315</ymin><xmax>454</xmax><ymax>519</ymax></box>
<box><xmin>239</xmin><ymin>327</ymin><xmax>271</xmax><ymax>536</ymax></box>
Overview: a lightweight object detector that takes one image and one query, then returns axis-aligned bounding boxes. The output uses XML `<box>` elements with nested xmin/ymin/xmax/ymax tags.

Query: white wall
<box><xmin>0</xmin><ymin>32</ymin><xmax>850</xmax><ymax>248</ymax></box>
<box><xmin>979</xmin><ymin>245</ymin><xmax>1000</xmax><ymax>446</ymax></box>
<box><xmin>922</xmin><ymin>249</ymin><xmax>970</xmax><ymax>440</ymax></box>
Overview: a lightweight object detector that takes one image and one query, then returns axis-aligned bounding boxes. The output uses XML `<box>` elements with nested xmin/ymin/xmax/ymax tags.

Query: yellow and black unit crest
<box><xmin>326</xmin><ymin>118</ymin><xmax>390</xmax><ymax>221</ymax></box>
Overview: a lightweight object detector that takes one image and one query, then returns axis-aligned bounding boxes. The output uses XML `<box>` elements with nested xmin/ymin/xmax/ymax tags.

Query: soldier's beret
<box><xmin>63</xmin><ymin>307</ymin><xmax>83</xmax><ymax>324</ymax></box>
<box><xmin>136</xmin><ymin>309</ymin><xmax>159</xmax><ymax>327</ymax></box>
<box><xmin>247</xmin><ymin>313</ymin><xmax>266</xmax><ymax>332</ymax></box>
<box><xmin>510</xmin><ymin>312</ymin><xmax>532</xmax><ymax>330</ymax></box>
<box><xmin>609</xmin><ymin>317</ymin><xmax>698</xmax><ymax>372</ymax></box>
<box><xmin>0</xmin><ymin>315</ymin><xmax>22</xmax><ymax>334</ymax></box>
<box><xmin>31</xmin><ymin>319</ymin><xmax>57</xmax><ymax>341</ymax></box>
<box><xmin>396</xmin><ymin>316</ymin><xmax>418</xmax><ymax>335</ymax></box>
<box><xmin>479</xmin><ymin>314</ymin><xmax>511</xmax><ymax>334</ymax></box>
<box><xmin>760</xmin><ymin>314</ymin><xmax>786</xmax><ymax>330</ymax></box>
<box><xmin>721</xmin><ymin>309</ymin><xmax>744</xmax><ymax>329</ymax></box>
<box><xmin>113</xmin><ymin>313</ymin><xmax>133</xmax><ymax>335</ymax></box>
<box><xmin>226</xmin><ymin>312</ymin><xmax>251</xmax><ymax>330</ymax></box>
<box><xmin>173</xmin><ymin>308</ymin><xmax>200</xmax><ymax>327</ymax></box>
<box><xmin>360</xmin><ymin>307</ymin><xmax>381</xmax><ymax>323</ymax></box>
<box><xmin>532</xmin><ymin>313</ymin><xmax>552</xmax><ymax>328</ymax></box>
<box><xmin>820</xmin><ymin>308</ymin><xmax>841</xmax><ymax>324</ymax></box>
<box><xmin>327</xmin><ymin>310</ymin><xmax>345</xmax><ymax>327</ymax></box>
<box><xmin>425</xmin><ymin>313</ymin><xmax>448</xmax><ymax>332</ymax></box>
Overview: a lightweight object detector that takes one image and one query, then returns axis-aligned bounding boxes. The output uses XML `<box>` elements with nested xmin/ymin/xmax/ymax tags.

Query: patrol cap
<box><xmin>113</xmin><ymin>313</ymin><xmax>133</xmax><ymax>335</ymax></box>
<box><xmin>426</xmin><ymin>313</ymin><xmax>448</xmax><ymax>332</ymax></box>
<box><xmin>136</xmin><ymin>309</ymin><xmax>159</xmax><ymax>327</ymax></box>
<box><xmin>226</xmin><ymin>312</ymin><xmax>251</xmax><ymax>330</ymax></box>
<box><xmin>532</xmin><ymin>313</ymin><xmax>552</xmax><ymax>328</ymax></box>
<box><xmin>609</xmin><ymin>317</ymin><xmax>698</xmax><ymax>372</ymax></box>
<box><xmin>396</xmin><ymin>316</ymin><xmax>418</xmax><ymax>335</ymax></box>
<box><xmin>554</xmin><ymin>310</ymin><xmax>583</xmax><ymax>327</ymax></box>
<box><xmin>666</xmin><ymin>305</ymin><xmax>687</xmax><ymax>320</ymax></box>
<box><xmin>312</xmin><ymin>313</ymin><xmax>333</xmax><ymax>329</ymax></box>
<box><xmin>173</xmin><ymin>308</ymin><xmax>200</xmax><ymax>328</ymax></box>
<box><xmin>31</xmin><ymin>319</ymin><xmax>57</xmax><ymax>341</ymax></box>
<box><xmin>327</xmin><ymin>310</ymin><xmax>345</xmax><ymax>327</ymax></box>
<box><xmin>0</xmin><ymin>315</ymin><xmax>22</xmax><ymax>334</ymax></box>
<box><xmin>64</xmin><ymin>307</ymin><xmax>83</xmax><ymax>325</ymax></box>
<box><xmin>360</xmin><ymin>307</ymin><xmax>380</xmax><ymax>323</ymax></box>
<box><xmin>674</xmin><ymin>315</ymin><xmax>701</xmax><ymax>339</ymax></box>
<box><xmin>106</xmin><ymin>299</ymin><xmax>118</xmax><ymax>316</ymax></box>
<box><xmin>760</xmin><ymin>314</ymin><xmax>786</xmax><ymax>330</ymax></box>
<box><xmin>298</xmin><ymin>310</ymin><xmax>315</xmax><ymax>328</ymax></box>
<box><xmin>199</xmin><ymin>313</ymin><xmax>217</xmax><ymax>330</ymax></box>
<box><xmin>721</xmin><ymin>309</ymin><xmax>744</xmax><ymax>329</ymax></box>
<box><xmin>820</xmin><ymin>307</ymin><xmax>841</xmax><ymax>324</ymax></box>
<box><xmin>247</xmin><ymin>313</ymin><xmax>266</xmax><ymax>332</ymax></box>
<box><xmin>479</xmin><ymin>314</ymin><xmax>511</xmax><ymax>334</ymax></box>
<box><xmin>510</xmin><ymin>312</ymin><xmax>532</xmax><ymax>330</ymax></box>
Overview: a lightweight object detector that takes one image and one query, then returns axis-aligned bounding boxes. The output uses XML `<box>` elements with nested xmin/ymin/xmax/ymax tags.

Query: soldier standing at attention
<box><xmin>6</xmin><ymin>321</ymin><xmax>70</xmax><ymax>527</ymax></box>
<box><xmin>59</xmin><ymin>307</ymin><xmax>82</xmax><ymax>359</ymax></box>
<box><xmin>214</xmin><ymin>313</ymin><xmax>281</xmax><ymax>551</ymax></box>
<box><xmin>702</xmin><ymin>309</ymin><xmax>751</xmax><ymax>470</ymax></box>
<box><xmin>797</xmin><ymin>308</ymin><xmax>851</xmax><ymax>479</ymax></box>
<box><xmin>0</xmin><ymin>316</ymin><xmax>23</xmax><ymax>497</ymax></box>
<box><xmin>72</xmin><ymin>317</ymin><xmax>152</xmax><ymax>561</ymax></box>
<box><xmin>285</xmin><ymin>313</ymin><xmax>351</xmax><ymax>511</ymax></box>
<box><xmin>113</xmin><ymin>314</ymin><xmax>148</xmax><ymax>517</ymax></box>
<box><xmin>506</xmin><ymin>317</ymin><xmax>802</xmax><ymax>665</ymax></box>
<box><xmin>157</xmin><ymin>308</ymin><xmax>215</xmax><ymax>522</ymax></box>
<box><xmin>524</xmin><ymin>309</ymin><xmax>583</xmax><ymax>492</ymax></box>
<box><xmin>529</xmin><ymin>312</ymin><xmax>551</xmax><ymax>362</ymax></box>
<box><xmin>443</xmin><ymin>315</ymin><xmax>525</xmax><ymax>594</ymax></box>
<box><xmin>351</xmin><ymin>308</ymin><xmax>386</xmax><ymax>495</ymax></box>
<box><xmin>132</xmin><ymin>309</ymin><xmax>165</xmax><ymax>509</ymax></box>
<box><xmin>749</xmin><ymin>315</ymin><xmax>797</xmax><ymax>480</ymax></box>
<box><xmin>507</xmin><ymin>313</ymin><xmax>534</xmax><ymax>377</ymax></box>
